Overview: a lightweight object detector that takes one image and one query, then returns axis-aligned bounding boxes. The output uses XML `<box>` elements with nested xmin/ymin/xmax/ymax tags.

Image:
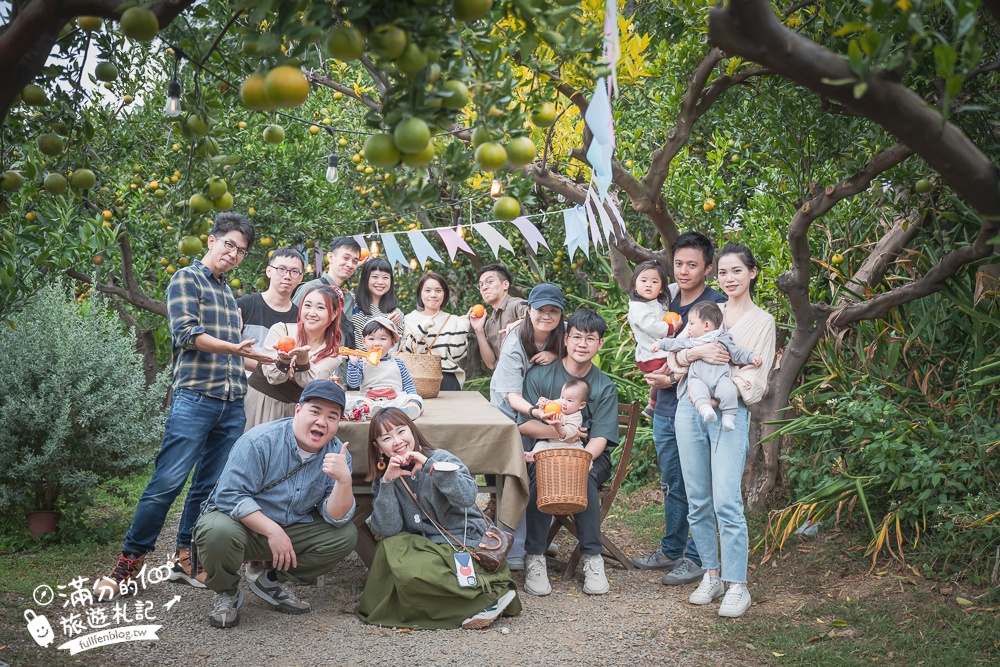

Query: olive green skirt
<box><xmin>356</xmin><ymin>533</ymin><xmax>522</xmax><ymax>629</ymax></box>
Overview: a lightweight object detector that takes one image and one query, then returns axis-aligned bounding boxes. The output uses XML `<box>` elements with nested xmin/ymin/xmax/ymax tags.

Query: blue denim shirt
<box><xmin>209</xmin><ymin>418</ymin><xmax>355</xmax><ymax>527</ymax></box>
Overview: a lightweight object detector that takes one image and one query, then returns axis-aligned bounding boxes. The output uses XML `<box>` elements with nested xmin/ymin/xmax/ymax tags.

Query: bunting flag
<box><xmin>509</xmin><ymin>216</ymin><xmax>550</xmax><ymax>253</ymax></box>
<box><xmin>436</xmin><ymin>227</ymin><xmax>474</xmax><ymax>261</ymax></box>
<box><xmin>352</xmin><ymin>234</ymin><xmax>367</xmax><ymax>253</ymax></box>
<box><xmin>406</xmin><ymin>229</ymin><xmax>443</xmax><ymax>267</ymax></box>
<box><xmin>587</xmin><ymin>186</ymin><xmax>616</xmax><ymax>243</ymax></box>
<box><xmin>605</xmin><ymin>196</ymin><xmax>628</xmax><ymax>237</ymax></box>
<box><xmin>584</xmin><ymin>194</ymin><xmax>603</xmax><ymax>249</ymax></box>
<box><xmin>604</xmin><ymin>0</ymin><xmax>621</xmax><ymax>95</ymax></box>
<box><xmin>585</xmin><ymin>77</ymin><xmax>615</xmax><ymax>203</ymax></box>
<box><xmin>563</xmin><ymin>206</ymin><xmax>590</xmax><ymax>260</ymax></box>
<box><xmin>472</xmin><ymin>222</ymin><xmax>514</xmax><ymax>258</ymax></box>
<box><xmin>379</xmin><ymin>232</ymin><xmax>410</xmax><ymax>269</ymax></box>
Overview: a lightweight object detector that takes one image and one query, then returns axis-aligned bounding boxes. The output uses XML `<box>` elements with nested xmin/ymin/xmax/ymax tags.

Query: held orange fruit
<box><xmin>663</xmin><ymin>311</ymin><xmax>682</xmax><ymax>335</ymax></box>
<box><xmin>471</xmin><ymin>304</ymin><xmax>486</xmax><ymax>318</ymax></box>
<box><xmin>543</xmin><ymin>401</ymin><xmax>562</xmax><ymax>415</ymax></box>
<box><xmin>276</xmin><ymin>336</ymin><xmax>296</xmax><ymax>353</ymax></box>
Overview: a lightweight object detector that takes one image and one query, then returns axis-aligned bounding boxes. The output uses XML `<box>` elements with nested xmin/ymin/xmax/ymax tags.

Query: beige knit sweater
<box><xmin>667</xmin><ymin>302</ymin><xmax>776</xmax><ymax>406</ymax></box>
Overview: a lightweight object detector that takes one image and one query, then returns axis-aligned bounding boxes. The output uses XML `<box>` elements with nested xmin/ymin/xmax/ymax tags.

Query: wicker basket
<box><xmin>534</xmin><ymin>447</ymin><xmax>593</xmax><ymax>515</ymax></box>
<box><xmin>397</xmin><ymin>352</ymin><xmax>443</xmax><ymax>399</ymax></box>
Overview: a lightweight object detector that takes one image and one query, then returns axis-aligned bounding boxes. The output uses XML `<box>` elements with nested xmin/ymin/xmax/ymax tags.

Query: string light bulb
<box><xmin>409</xmin><ymin>258</ymin><xmax>419</xmax><ymax>270</ymax></box>
<box><xmin>325</xmin><ymin>153</ymin><xmax>339</xmax><ymax>183</ymax></box>
<box><xmin>163</xmin><ymin>79</ymin><xmax>182</xmax><ymax>117</ymax></box>
<box><xmin>369</xmin><ymin>240</ymin><xmax>380</xmax><ymax>257</ymax></box>
<box><xmin>490</xmin><ymin>178</ymin><xmax>503</xmax><ymax>198</ymax></box>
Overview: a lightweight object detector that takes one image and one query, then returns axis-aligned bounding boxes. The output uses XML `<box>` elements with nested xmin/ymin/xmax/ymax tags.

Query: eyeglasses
<box><xmin>567</xmin><ymin>334</ymin><xmax>601</xmax><ymax>346</ymax></box>
<box><xmin>269</xmin><ymin>265</ymin><xmax>303</xmax><ymax>277</ymax></box>
<box><xmin>477</xmin><ymin>278</ymin><xmax>502</xmax><ymax>289</ymax></box>
<box><xmin>217</xmin><ymin>238</ymin><xmax>248</xmax><ymax>259</ymax></box>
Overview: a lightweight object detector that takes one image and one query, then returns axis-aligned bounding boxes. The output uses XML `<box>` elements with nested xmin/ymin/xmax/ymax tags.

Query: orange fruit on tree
<box><xmin>530</xmin><ymin>103</ymin><xmax>557</xmax><ymax>127</ymax></box>
<box><xmin>702</xmin><ymin>198</ymin><xmax>715</xmax><ymax>212</ymax></box>
<box><xmin>93</xmin><ymin>256</ymin><xmax>103</xmax><ymax>265</ymax></box>
<box><xmin>363</xmin><ymin>133</ymin><xmax>401</xmax><ymax>168</ymax></box>
<box><xmin>475</xmin><ymin>141</ymin><xmax>507</xmax><ymax>171</ymax></box>
<box><xmin>263</xmin><ymin>66</ymin><xmax>309</xmax><ymax>108</ymax></box>
<box><xmin>441</xmin><ymin>80</ymin><xmax>470</xmax><ymax>110</ymax></box>
<box><xmin>543</xmin><ymin>401</ymin><xmax>561</xmax><ymax>415</ymax></box>
<box><xmin>239</xmin><ymin>73</ymin><xmax>274</xmax><ymax>111</ymax></box>
<box><xmin>326</xmin><ymin>25</ymin><xmax>365</xmax><ymax>61</ymax></box>
<box><xmin>276</xmin><ymin>336</ymin><xmax>296</xmax><ymax>353</ymax></box>
<box><xmin>471</xmin><ymin>304</ymin><xmax>486</xmax><ymax>318</ymax></box>
<box><xmin>454</xmin><ymin>0</ymin><xmax>494</xmax><ymax>22</ymax></box>
<box><xmin>119</xmin><ymin>7</ymin><xmax>159</xmax><ymax>41</ymax></box>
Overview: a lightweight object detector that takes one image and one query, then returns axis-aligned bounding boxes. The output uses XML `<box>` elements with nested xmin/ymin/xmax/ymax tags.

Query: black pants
<box><xmin>440</xmin><ymin>372</ymin><xmax>461</xmax><ymax>392</ymax></box>
<box><xmin>524</xmin><ymin>450</ymin><xmax>613</xmax><ymax>556</ymax></box>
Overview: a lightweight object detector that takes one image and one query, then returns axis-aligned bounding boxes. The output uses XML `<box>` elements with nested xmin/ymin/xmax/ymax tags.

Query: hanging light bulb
<box><xmin>409</xmin><ymin>258</ymin><xmax>419</xmax><ymax>270</ymax></box>
<box><xmin>490</xmin><ymin>178</ymin><xmax>503</xmax><ymax>198</ymax></box>
<box><xmin>556</xmin><ymin>192</ymin><xmax>567</xmax><ymax>203</ymax></box>
<box><xmin>305</xmin><ymin>263</ymin><xmax>314</xmax><ymax>274</ymax></box>
<box><xmin>163</xmin><ymin>78</ymin><xmax>182</xmax><ymax>117</ymax></box>
<box><xmin>370</xmin><ymin>240</ymin><xmax>380</xmax><ymax>257</ymax></box>
<box><xmin>325</xmin><ymin>153</ymin><xmax>339</xmax><ymax>183</ymax></box>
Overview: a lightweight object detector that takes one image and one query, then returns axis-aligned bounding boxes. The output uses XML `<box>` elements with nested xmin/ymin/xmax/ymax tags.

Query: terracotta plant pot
<box><xmin>27</xmin><ymin>510</ymin><xmax>58</xmax><ymax>537</ymax></box>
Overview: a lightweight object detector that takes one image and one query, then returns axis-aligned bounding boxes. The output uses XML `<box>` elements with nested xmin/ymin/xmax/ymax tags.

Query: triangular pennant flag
<box><xmin>584</xmin><ymin>194</ymin><xmax>603</xmax><ymax>249</ymax></box>
<box><xmin>406</xmin><ymin>229</ymin><xmax>442</xmax><ymax>267</ymax></box>
<box><xmin>509</xmin><ymin>216</ymin><xmax>550</xmax><ymax>253</ymax></box>
<box><xmin>379</xmin><ymin>233</ymin><xmax>409</xmax><ymax>270</ymax></box>
<box><xmin>352</xmin><ymin>235</ymin><xmax>367</xmax><ymax>253</ymax></box>
<box><xmin>588</xmin><ymin>186</ymin><xmax>615</xmax><ymax>244</ymax></box>
<box><xmin>472</xmin><ymin>222</ymin><xmax>514</xmax><ymax>259</ymax></box>
<box><xmin>436</xmin><ymin>227</ymin><xmax>475</xmax><ymax>261</ymax></box>
<box><xmin>563</xmin><ymin>206</ymin><xmax>590</xmax><ymax>260</ymax></box>
<box><xmin>605</xmin><ymin>196</ymin><xmax>627</xmax><ymax>237</ymax></box>
<box><xmin>585</xmin><ymin>77</ymin><xmax>615</xmax><ymax>202</ymax></box>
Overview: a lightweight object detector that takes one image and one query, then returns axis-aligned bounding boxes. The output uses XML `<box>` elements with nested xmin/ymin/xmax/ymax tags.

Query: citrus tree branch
<box><xmin>308</xmin><ymin>72</ymin><xmax>379</xmax><ymax>111</ymax></box>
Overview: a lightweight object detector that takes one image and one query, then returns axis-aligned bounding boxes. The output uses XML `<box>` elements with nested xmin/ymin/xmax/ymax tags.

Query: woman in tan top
<box><xmin>243</xmin><ymin>285</ymin><xmax>344</xmax><ymax>431</ymax></box>
<box><xmin>668</xmin><ymin>243</ymin><xmax>776</xmax><ymax>618</ymax></box>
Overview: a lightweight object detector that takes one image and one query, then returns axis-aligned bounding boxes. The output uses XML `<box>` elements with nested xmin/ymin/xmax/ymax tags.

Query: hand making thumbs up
<box><xmin>322</xmin><ymin>441</ymin><xmax>352</xmax><ymax>484</ymax></box>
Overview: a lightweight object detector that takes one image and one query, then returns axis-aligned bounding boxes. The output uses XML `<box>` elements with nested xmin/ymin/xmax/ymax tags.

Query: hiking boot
<box><xmin>718</xmin><ymin>584</ymin><xmax>752</xmax><ymax>618</ymax></box>
<box><xmin>93</xmin><ymin>552</ymin><xmax>146</xmax><ymax>601</ymax></box>
<box><xmin>168</xmin><ymin>547</ymin><xmax>206</xmax><ymax>588</ymax></box>
<box><xmin>208</xmin><ymin>589</ymin><xmax>245</xmax><ymax>629</ymax></box>
<box><xmin>248</xmin><ymin>568</ymin><xmax>311</xmax><ymax>614</ymax></box>
<box><xmin>462</xmin><ymin>590</ymin><xmax>518</xmax><ymax>629</ymax></box>
<box><xmin>688</xmin><ymin>572</ymin><xmax>724</xmax><ymax>605</ymax></box>
<box><xmin>582</xmin><ymin>554</ymin><xmax>610</xmax><ymax>595</ymax></box>
<box><xmin>523</xmin><ymin>554</ymin><xmax>551</xmax><ymax>596</ymax></box>
<box><xmin>632</xmin><ymin>549</ymin><xmax>679</xmax><ymax>570</ymax></box>
<box><xmin>661</xmin><ymin>557</ymin><xmax>705</xmax><ymax>585</ymax></box>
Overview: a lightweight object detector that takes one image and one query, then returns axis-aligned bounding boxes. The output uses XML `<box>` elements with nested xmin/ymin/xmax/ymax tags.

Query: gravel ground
<box><xmin>97</xmin><ymin>517</ymin><xmax>739</xmax><ymax>667</ymax></box>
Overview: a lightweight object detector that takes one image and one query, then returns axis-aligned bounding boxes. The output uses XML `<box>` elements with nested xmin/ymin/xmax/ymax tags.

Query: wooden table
<box><xmin>339</xmin><ymin>391</ymin><xmax>529</xmax><ymax>567</ymax></box>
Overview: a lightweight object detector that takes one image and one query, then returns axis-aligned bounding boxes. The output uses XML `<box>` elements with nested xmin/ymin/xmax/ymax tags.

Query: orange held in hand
<box><xmin>276</xmin><ymin>336</ymin><xmax>296</xmax><ymax>353</ymax></box>
<box><xmin>543</xmin><ymin>401</ymin><xmax>562</xmax><ymax>415</ymax></box>
<box><xmin>471</xmin><ymin>304</ymin><xmax>485</xmax><ymax>318</ymax></box>
<box><xmin>663</xmin><ymin>311</ymin><xmax>682</xmax><ymax>335</ymax></box>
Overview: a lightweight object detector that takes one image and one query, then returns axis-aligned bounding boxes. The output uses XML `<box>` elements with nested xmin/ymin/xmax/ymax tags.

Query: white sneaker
<box><xmin>582</xmin><ymin>554</ymin><xmax>609</xmax><ymax>595</ymax></box>
<box><xmin>718</xmin><ymin>584</ymin><xmax>751</xmax><ymax>617</ymax></box>
<box><xmin>462</xmin><ymin>589</ymin><xmax>517</xmax><ymax>629</ymax></box>
<box><xmin>688</xmin><ymin>572</ymin><xmax>724</xmax><ymax>605</ymax></box>
<box><xmin>698</xmin><ymin>404</ymin><xmax>718</xmax><ymax>423</ymax></box>
<box><xmin>523</xmin><ymin>554</ymin><xmax>551</xmax><ymax>596</ymax></box>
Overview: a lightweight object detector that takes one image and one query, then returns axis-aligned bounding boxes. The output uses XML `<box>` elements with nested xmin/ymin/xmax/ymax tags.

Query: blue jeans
<box><xmin>674</xmin><ymin>399</ymin><xmax>750</xmax><ymax>583</ymax></box>
<box><xmin>123</xmin><ymin>389</ymin><xmax>246</xmax><ymax>556</ymax></box>
<box><xmin>653</xmin><ymin>414</ymin><xmax>700</xmax><ymax>564</ymax></box>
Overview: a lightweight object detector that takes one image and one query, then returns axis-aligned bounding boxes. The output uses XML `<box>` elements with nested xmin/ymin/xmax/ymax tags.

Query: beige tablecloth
<box><xmin>338</xmin><ymin>391</ymin><xmax>529</xmax><ymax>528</ymax></box>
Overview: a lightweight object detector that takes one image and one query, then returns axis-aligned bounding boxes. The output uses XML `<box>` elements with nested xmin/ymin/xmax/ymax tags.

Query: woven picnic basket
<box><xmin>397</xmin><ymin>350</ymin><xmax>442</xmax><ymax>398</ymax></box>
<box><xmin>398</xmin><ymin>315</ymin><xmax>450</xmax><ymax>399</ymax></box>
<box><xmin>534</xmin><ymin>447</ymin><xmax>592</xmax><ymax>515</ymax></box>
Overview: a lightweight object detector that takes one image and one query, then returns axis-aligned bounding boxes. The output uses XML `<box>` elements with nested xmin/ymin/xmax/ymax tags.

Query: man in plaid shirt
<box><xmin>96</xmin><ymin>213</ymin><xmax>276</xmax><ymax>600</ymax></box>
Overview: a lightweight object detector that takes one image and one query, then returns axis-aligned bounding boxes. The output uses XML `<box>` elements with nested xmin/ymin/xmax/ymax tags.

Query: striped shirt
<box><xmin>402</xmin><ymin>310</ymin><xmax>471</xmax><ymax>386</ymax></box>
<box><xmin>167</xmin><ymin>259</ymin><xmax>246</xmax><ymax>401</ymax></box>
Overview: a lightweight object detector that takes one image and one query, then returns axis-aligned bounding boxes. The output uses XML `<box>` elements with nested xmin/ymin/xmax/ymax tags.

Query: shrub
<box><xmin>0</xmin><ymin>284</ymin><xmax>168</xmax><ymax>516</ymax></box>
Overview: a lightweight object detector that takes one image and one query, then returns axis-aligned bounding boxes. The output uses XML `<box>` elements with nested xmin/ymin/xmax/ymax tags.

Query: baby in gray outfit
<box><xmin>652</xmin><ymin>301</ymin><xmax>761</xmax><ymax>431</ymax></box>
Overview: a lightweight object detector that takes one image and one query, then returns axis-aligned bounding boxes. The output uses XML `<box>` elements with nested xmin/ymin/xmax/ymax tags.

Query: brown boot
<box><xmin>483</xmin><ymin>495</ymin><xmax>497</xmax><ymax>522</ymax></box>
<box><xmin>94</xmin><ymin>553</ymin><xmax>146</xmax><ymax>601</ymax></box>
<box><xmin>168</xmin><ymin>546</ymin><xmax>207</xmax><ymax>588</ymax></box>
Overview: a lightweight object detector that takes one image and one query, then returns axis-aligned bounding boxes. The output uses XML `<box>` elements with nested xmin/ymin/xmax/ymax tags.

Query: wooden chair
<box><xmin>546</xmin><ymin>401</ymin><xmax>640</xmax><ymax>579</ymax></box>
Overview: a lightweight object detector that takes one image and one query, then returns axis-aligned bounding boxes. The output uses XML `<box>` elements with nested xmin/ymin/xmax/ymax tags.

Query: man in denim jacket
<box><xmin>194</xmin><ymin>380</ymin><xmax>358</xmax><ymax>628</ymax></box>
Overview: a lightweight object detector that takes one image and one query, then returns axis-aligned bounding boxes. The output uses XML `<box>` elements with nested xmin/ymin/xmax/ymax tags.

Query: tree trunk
<box><xmin>137</xmin><ymin>328</ymin><xmax>160</xmax><ymax>386</ymax></box>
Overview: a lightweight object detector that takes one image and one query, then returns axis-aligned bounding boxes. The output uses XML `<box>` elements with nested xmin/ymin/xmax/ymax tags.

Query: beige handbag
<box><xmin>397</xmin><ymin>315</ymin><xmax>449</xmax><ymax>399</ymax></box>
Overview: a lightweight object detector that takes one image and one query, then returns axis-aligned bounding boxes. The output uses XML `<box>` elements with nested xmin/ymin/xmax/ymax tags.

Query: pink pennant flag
<box><xmin>436</xmin><ymin>227</ymin><xmax>475</xmax><ymax>261</ymax></box>
<box><xmin>509</xmin><ymin>216</ymin><xmax>550</xmax><ymax>253</ymax></box>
